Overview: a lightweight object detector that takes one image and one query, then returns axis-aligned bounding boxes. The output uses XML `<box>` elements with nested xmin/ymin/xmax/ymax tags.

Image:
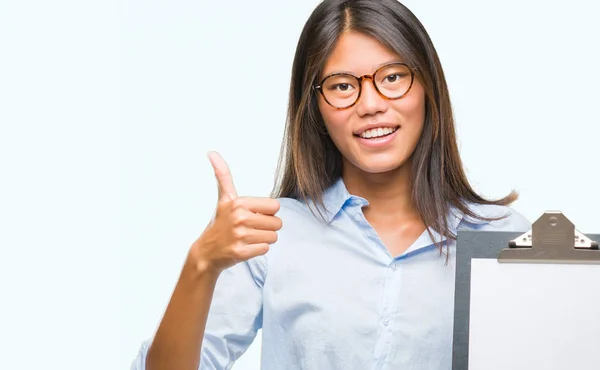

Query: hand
<box><xmin>189</xmin><ymin>151</ymin><xmax>282</xmax><ymax>276</ymax></box>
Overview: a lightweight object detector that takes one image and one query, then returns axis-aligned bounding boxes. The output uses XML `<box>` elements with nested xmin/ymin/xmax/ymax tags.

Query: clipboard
<box><xmin>452</xmin><ymin>211</ymin><xmax>600</xmax><ymax>370</ymax></box>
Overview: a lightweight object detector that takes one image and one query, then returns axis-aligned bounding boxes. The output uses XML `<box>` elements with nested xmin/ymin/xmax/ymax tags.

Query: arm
<box><xmin>130</xmin><ymin>152</ymin><xmax>278</xmax><ymax>370</ymax></box>
<box><xmin>145</xmin><ymin>258</ymin><xmax>220</xmax><ymax>370</ymax></box>
<box><xmin>130</xmin><ymin>253</ymin><xmax>266</xmax><ymax>370</ymax></box>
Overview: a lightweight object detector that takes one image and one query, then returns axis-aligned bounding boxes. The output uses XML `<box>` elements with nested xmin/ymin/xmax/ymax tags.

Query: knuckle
<box><xmin>231</xmin><ymin>210</ymin><xmax>248</xmax><ymax>226</ymax></box>
<box><xmin>231</xmin><ymin>197</ymin><xmax>245</xmax><ymax>210</ymax></box>
<box><xmin>231</xmin><ymin>244</ymin><xmax>248</xmax><ymax>260</ymax></box>
<box><xmin>232</xmin><ymin>227</ymin><xmax>247</xmax><ymax>241</ymax></box>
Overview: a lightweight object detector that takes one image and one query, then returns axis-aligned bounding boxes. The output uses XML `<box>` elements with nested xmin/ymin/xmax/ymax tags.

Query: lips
<box><xmin>354</xmin><ymin>126</ymin><xmax>399</xmax><ymax>149</ymax></box>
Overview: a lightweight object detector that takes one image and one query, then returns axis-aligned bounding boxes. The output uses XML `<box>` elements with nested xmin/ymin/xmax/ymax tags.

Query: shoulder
<box><xmin>275</xmin><ymin>197</ymin><xmax>326</xmax><ymax>223</ymax></box>
<box><xmin>461</xmin><ymin>203</ymin><xmax>531</xmax><ymax>233</ymax></box>
<box><xmin>271</xmin><ymin>197</ymin><xmax>332</xmax><ymax>244</ymax></box>
<box><xmin>276</xmin><ymin>197</ymin><xmax>310</xmax><ymax>216</ymax></box>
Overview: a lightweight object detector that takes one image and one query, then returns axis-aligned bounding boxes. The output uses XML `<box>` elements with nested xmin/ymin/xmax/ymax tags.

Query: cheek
<box><xmin>318</xmin><ymin>99</ymin><xmax>352</xmax><ymax>137</ymax></box>
<box><xmin>391</xmin><ymin>84</ymin><xmax>426</xmax><ymax>129</ymax></box>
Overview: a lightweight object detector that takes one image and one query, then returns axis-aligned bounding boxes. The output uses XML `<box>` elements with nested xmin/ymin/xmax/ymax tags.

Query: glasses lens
<box><xmin>321</xmin><ymin>74</ymin><xmax>359</xmax><ymax>108</ymax></box>
<box><xmin>375</xmin><ymin>64</ymin><xmax>412</xmax><ymax>99</ymax></box>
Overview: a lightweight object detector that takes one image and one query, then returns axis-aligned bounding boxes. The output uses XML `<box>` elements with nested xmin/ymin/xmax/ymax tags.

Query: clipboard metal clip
<box><xmin>498</xmin><ymin>211</ymin><xmax>600</xmax><ymax>264</ymax></box>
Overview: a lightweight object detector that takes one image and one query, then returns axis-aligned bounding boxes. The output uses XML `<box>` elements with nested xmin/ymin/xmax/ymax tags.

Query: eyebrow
<box><xmin>321</xmin><ymin>59</ymin><xmax>405</xmax><ymax>78</ymax></box>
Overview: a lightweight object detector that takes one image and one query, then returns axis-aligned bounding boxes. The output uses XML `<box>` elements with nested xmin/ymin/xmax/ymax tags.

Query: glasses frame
<box><xmin>313</xmin><ymin>62</ymin><xmax>416</xmax><ymax>110</ymax></box>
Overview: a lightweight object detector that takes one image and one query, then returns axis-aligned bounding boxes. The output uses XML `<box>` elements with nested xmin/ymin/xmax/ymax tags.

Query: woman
<box><xmin>132</xmin><ymin>0</ymin><xmax>530</xmax><ymax>369</ymax></box>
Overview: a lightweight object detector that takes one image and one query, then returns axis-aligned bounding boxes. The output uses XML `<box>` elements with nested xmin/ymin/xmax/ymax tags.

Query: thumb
<box><xmin>207</xmin><ymin>151</ymin><xmax>238</xmax><ymax>200</ymax></box>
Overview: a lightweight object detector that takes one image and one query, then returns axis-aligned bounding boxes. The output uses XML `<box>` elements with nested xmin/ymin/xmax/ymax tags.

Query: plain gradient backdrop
<box><xmin>1</xmin><ymin>0</ymin><xmax>599</xmax><ymax>369</ymax></box>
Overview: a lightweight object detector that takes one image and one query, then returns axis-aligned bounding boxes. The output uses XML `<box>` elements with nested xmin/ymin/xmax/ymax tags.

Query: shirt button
<box><xmin>390</xmin><ymin>263</ymin><xmax>396</xmax><ymax>271</ymax></box>
<box><xmin>383</xmin><ymin>317</ymin><xmax>390</xmax><ymax>326</ymax></box>
<box><xmin>353</xmin><ymin>213</ymin><xmax>362</xmax><ymax>221</ymax></box>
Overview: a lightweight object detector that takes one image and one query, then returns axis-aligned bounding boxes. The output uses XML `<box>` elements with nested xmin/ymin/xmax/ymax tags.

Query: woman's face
<box><xmin>317</xmin><ymin>31</ymin><xmax>426</xmax><ymax>175</ymax></box>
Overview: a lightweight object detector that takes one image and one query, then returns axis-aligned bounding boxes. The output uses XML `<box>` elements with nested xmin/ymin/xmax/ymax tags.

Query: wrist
<box><xmin>184</xmin><ymin>247</ymin><xmax>221</xmax><ymax>282</ymax></box>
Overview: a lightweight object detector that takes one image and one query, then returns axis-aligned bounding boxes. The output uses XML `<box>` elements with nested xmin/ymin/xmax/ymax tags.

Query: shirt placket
<box><xmin>372</xmin><ymin>255</ymin><xmax>402</xmax><ymax>369</ymax></box>
<box><xmin>349</xmin><ymin>206</ymin><xmax>403</xmax><ymax>370</ymax></box>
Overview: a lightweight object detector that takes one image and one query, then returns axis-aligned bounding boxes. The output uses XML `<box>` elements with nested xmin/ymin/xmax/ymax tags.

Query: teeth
<box><xmin>359</xmin><ymin>127</ymin><xmax>397</xmax><ymax>139</ymax></box>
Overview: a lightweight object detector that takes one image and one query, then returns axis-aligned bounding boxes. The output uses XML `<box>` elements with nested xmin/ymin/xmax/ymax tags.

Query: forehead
<box><xmin>321</xmin><ymin>31</ymin><xmax>402</xmax><ymax>77</ymax></box>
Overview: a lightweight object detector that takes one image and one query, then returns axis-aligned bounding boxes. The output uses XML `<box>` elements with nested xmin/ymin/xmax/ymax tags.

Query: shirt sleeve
<box><xmin>129</xmin><ymin>255</ymin><xmax>267</xmax><ymax>370</ymax></box>
<box><xmin>482</xmin><ymin>206</ymin><xmax>532</xmax><ymax>232</ymax></box>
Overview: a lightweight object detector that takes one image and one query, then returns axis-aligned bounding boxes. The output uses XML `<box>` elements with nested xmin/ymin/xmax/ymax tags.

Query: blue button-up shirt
<box><xmin>131</xmin><ymin>177</ymin><xmax>531</xmax><ymax>370</ymax></box>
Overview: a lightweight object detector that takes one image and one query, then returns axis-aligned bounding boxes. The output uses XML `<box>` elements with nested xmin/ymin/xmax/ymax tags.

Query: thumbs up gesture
<box><xmin>189</xmin><ymin>152</ymin><xmax>282</xmax><ymax>276</ymax></box>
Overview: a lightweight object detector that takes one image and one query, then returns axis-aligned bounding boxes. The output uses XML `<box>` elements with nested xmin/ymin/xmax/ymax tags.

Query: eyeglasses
<box><xmin>313</xmin><ymin>62</ymin><xmax>416</xmax><ymax>109</ymax></box>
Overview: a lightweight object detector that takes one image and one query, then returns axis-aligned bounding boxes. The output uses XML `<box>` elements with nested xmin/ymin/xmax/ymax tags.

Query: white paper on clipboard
<box><xmin>468</xmin><ymin>259</ymin><xmax>600</xmax><ymax>370</ymax></box>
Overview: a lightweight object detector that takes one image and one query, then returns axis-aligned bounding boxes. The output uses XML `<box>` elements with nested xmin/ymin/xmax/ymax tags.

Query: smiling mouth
<box><xmin>354</xmin><ymin>126</ymin><xmax>400</xmax><ymax>139</ymax></box>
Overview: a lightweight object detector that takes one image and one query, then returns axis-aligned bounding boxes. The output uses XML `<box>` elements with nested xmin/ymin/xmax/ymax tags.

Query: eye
<box><xmin>330</xmin><ymin>83</ymin><xmax>354</xmax><ymax>92</ymax></box>
<box><xmin>385</xmin><ymin>74</ymin><xmax>401</xmax><ymax>83</ymax></box>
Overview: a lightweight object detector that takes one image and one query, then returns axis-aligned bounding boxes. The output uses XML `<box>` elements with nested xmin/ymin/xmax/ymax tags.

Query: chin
<box><xmin>347</xmin><ymin>156</ymin><xmax>409</xmax><ymax>175</ymax></box>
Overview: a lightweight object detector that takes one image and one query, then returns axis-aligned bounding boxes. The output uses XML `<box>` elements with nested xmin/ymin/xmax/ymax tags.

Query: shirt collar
<box><xmin>401</xmin><ymin>203</ymin><xmax>493</xmax><ymax>256</ymax></box>
<box><xmin>318</xmin><ymin>177</ymin><xmax>492</xmax><ymax>233</ymax></box>
<box><xmin>317</xmin><ymin>177</ymin><xmax>367</xmax><ymax>223</ymax></box>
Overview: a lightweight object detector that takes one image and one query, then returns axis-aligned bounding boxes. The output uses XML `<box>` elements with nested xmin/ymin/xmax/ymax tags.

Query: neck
<box><xmin>342</xmin><ymin>159</ymin><xmax>419</xmax><ymax>221</ymax></box>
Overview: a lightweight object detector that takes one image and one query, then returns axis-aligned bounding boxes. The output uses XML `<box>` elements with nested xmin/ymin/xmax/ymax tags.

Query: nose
<box><xmin>355</xmin><ymin>76</ymin><xmax>387</xmax><ymax>117</ymax></box>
